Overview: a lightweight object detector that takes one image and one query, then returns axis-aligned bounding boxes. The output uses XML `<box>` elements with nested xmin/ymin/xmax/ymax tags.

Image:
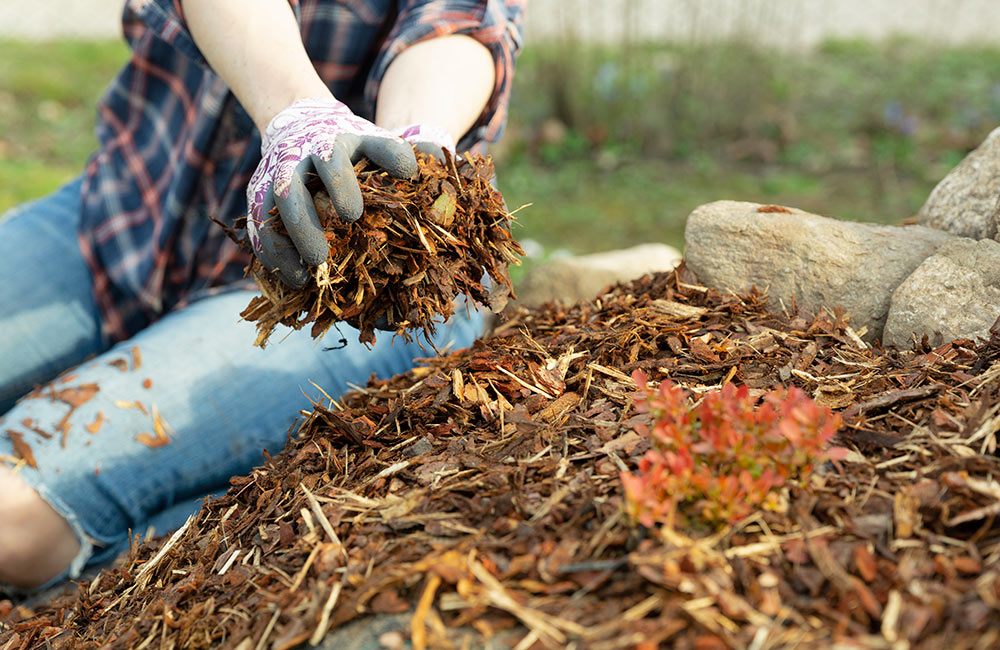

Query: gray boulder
<box><xmin>684</xmin><ymin>201</ymin><xmax>957</xmax><ymax>341</ymax></box>
<box><xmin>516</xmin><ymin>243</ymin><xmax>682</xmax><ymax>307</ymax></box>
<box><xmin>917</xmin><ymin>126</ymin><xmax>1000</xmax><ymax>239</ymax></box>
<box><xmin>883</xmin><ymin>238</ymin><xmax>1000</xmax><ymax>348</ymax></box>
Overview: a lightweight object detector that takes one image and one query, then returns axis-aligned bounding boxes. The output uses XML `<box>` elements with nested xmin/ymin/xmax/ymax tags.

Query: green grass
<box><xmin>493</xmin><ymin>37</ymin><xmax>1000</xmax><ymax>267</ymax></box>
<box><xmin>497</xmin><ymin>157</ymin><xmax>932</xmax><ymax>284</ymax></box>
<box><xmin>2</xmin><ymin>36</ymin><xmax>999</xmax><ymax>275</ymax></box>
<box><xmin>0</xmin><ymin>159</ymin><xmax>83</xmax><ymax>212</ymax></box>
<box><xmin>0</xmin><ymin>39</ymin><xmax>129</xmax><ymax>207</ymax></box>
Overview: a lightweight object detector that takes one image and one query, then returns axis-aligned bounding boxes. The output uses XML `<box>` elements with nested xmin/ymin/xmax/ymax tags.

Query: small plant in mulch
<box><xmin>240</xmin><ymin>151</ymin><xmax>524</xmax><ymax>347</ymax></box>
<box><xmin>622</xmin><ymin>372</ymin><xmax>846</xmax><ymax>528</ymax></box>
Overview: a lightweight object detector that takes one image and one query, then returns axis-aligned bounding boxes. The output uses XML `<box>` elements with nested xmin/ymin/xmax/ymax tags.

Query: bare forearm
<box><xmin>375</xmin><ymin>35</ymin><xmax>496</xmax><ymax>144</ymax></box>
<box><xmin>182</xmin><ymin>0</ymin><xmax>494</xmax><ymax>144</ymax></box>
<box><xmin>180</xmin><ymin>0</ymin><xmax>330</xmax><ymax>131</ymax></box>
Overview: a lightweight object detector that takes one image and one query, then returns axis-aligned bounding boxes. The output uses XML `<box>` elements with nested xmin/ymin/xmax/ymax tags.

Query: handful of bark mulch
<box><xmin>7</xmin><ymin>267</ymin><xmax>1000</xmax><ymax>649</ymax></box>
<box><xmin>240</xmin><ymin>151</ymin><xmax>523</xmax><ymax>347</ymax></box>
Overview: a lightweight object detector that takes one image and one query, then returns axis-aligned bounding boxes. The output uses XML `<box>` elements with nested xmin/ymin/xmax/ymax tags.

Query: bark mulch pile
<box><xmin>240</xmin><ymin>152</ymin><xmax>522</xmax><ymax>347</ymax></box>
<box><xmin>5</xmin><ymin>266</ymin><xmax>1000</xmax><ymax>649</ymax></box>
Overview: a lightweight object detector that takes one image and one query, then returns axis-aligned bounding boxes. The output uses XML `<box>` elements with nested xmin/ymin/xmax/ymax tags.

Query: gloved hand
<box><xmin>246</xmin><ymin>97</ymin><xmax>420</xmax><ymax>288</ymax></box>
<box><xmin>391</xmin><ymin>123</ymin><xmax>456</xmax><ymax>162</ymax></box>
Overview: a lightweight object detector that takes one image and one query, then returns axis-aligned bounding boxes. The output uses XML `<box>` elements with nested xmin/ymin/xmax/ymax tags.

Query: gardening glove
<box><xmin>392</xmin><ymin>123</ymin><xmax>457</xmax><ymax>162</ymax></box>
<box><xmin>394</xmin><ymin>123</ymin><xmax>506</xmax><ymax>209</ymax></box>
<box><xmin>247</xmin><ymin>97</ymin><xmax>418</xmax><ymax>288</ymax></box>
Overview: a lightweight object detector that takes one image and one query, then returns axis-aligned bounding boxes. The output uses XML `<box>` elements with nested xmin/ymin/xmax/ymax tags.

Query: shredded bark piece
<box><xmin>5</xmin><ymin>430</ymin><xmax>37</xmax><ymax>468</ymax></box>
<box><xmin>107</xmin><ymin>359</ymin><xmax>129</xmax><ymax>372</ymax></box>
<box><xmin>51</xmin><ymin>384</ymin><xmax>99</xmax><ymax>408</ymax></box>
<box><xmin>84</xmin><ymin>412</ymin><xmax>105</xmax><ymax>435</ymax></box>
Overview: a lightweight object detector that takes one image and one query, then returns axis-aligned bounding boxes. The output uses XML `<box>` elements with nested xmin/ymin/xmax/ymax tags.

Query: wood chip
<box><xmin>5</xmin><ymin>430</ymin><xmax>37</xmax><ymax>468</ymax></box>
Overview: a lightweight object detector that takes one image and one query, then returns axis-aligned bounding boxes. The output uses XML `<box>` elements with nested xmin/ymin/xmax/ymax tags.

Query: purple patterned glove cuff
<box><xmin>392</xmin><ymin>124</ymin><xmax>456</xmax><ymax>155</ymax></box>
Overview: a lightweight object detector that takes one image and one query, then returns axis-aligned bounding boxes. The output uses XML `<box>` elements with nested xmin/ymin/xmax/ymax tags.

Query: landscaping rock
<box><xmin>312</xmin><ymin>614</ymin><xmax>524</xmax><ymax>649</ymax></box>
<box><xmin>917</xmin><ymin>126</ymin><xmax>1000</xmax><ymax>240</ymax></box>
<box><xmin>684</xmin><ymin>201</ymin><xmax>957</xmax><ymax>341</ymax></box>
<box><xmin>883</xmin><ymin>238</ymin><xmax>1000</xmax><ymax>348</ymax></box>
<box><xmin>515</xmin><ymin>243</ymin><xmax>682</xmax><ymax>307</ymax></box>
<box><xmin>311</xmin><ymin>614</ymin><xmax>408</xmax><ymax>650</ymax></box>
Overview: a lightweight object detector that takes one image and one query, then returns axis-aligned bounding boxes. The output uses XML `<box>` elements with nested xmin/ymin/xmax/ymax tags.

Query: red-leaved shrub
<box><xmin>621</xmin><ymin>370</ymin><xmax>846</xmax><ymax>528</ymax></box>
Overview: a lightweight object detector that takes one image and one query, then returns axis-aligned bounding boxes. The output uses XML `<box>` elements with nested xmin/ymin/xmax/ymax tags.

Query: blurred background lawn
<box><xmin>4</xmin><ymin>2</ymin><xmax>1000</xmax><ymax>282</ymax></box>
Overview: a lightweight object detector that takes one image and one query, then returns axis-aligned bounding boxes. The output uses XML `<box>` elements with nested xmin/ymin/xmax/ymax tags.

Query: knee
<box><xmin>0</xmin><ymin>468</ymin><xmax>81</xmax><ymax>589</ymax></box>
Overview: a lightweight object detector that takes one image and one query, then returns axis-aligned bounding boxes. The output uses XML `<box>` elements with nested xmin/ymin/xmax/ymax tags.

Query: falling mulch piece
<box><xmin>130</xmin><ymin>345</ymin><xmax>142</xmax><ymax>371</ymax></box>
<box><xmin>50</xmin><ymin>384</ymin><xmax>99</xmax><ymax>408</ymax></box>
<box><xmin>240</xmin><ymin>151</ymin><xmax>523</xmax><ymax>347</ymax></box>
<box><xmin>107</xmin><ymin>358</ymin><xmax>129</xmax><ymax>372</ymax></box>
<box><xmin>21</xmin><ymin>418</ymin><xmax>53</xmax><ymax>440</ymax></box>
<box><xmin>44</xmin><ymin>383</ymin><xmax>100</xmax><ymax>448</ymax></box>
<box><xmin>135</xmin><ymin>406</ymin><xmax>172</xmax><ymax>449</ymax></box>
<box><xmin>113</xmin><ymin>400</ymin><xmax>148</xmax><ymax>416</ymax></box>
<box><xmin>8</xmin><ymin>267</ymin><xmax>1000</xmax><ymax>648</ymax></box>
<box><xmin>134</xmin><ymin>432</ymin><xmax>167</xmax><ymax>449</ymax></box>
<box><xmin>84</xmin><ymin>412</ymin><xmax>105</xmax><ymax>435</ymax></box>
<box><xmin>4</xmin><ymin>430</ymin><xmax>37</xmax><ymax>468</ymax></box>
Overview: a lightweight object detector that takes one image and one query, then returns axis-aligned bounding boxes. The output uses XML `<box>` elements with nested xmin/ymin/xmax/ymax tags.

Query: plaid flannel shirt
<box><xmin>80</xmin><ymin>0</ymin><xmax>525</xmax><ymax>342</ymax></box>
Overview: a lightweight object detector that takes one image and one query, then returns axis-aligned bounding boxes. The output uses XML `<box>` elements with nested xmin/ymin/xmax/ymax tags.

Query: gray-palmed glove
<box><xmin>246</xmin><ymin>98</ymin><xmax>454</xmax><ymax>289</ymax></box>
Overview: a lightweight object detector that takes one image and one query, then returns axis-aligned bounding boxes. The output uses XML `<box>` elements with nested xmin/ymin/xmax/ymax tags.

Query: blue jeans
<box><xmin>0</xmin><ymin>178</ymin><xmax>483</xmax><ymax>584</ymax></box>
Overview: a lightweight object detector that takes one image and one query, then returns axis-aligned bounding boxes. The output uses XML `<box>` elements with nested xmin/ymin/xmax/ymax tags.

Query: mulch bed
<box><xmin>3</xmin><ymin>266</ymin><xmax>1000</xmax><ymax>649</ymax></box>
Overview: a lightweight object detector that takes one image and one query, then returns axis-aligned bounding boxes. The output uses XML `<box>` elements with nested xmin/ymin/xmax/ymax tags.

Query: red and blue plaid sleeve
<box><xmin>127</xmin><ymin>0</ymin><xmax>302</xmax><ymax>66</ymax></box>
<box><xmin>126</xmin><ymin>0</ymin><xmax>207</xmax><ymax>64</ymax></box>
<box><xmin>365</xmin><ymin>0</ymin><xmax>526</xmax><ymax>150</ymax></box>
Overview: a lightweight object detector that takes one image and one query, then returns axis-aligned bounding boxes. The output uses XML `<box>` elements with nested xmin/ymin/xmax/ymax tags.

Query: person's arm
<box><xmin>375</xmin><ymin>34</ymin><xmax>495</xmax><ymax>144</ymax></box>
<box><xmin>179</xmin><ymin>0</ymin><xmax>330</xmax><ymax>132</ymax></box>
<box><xmin>180</xmin><ymin>0</ymin><xmax>494</xmax><ymax>143</ymax></box>
<box><xmin>179</xmin><ymin>0</ymin><xmax>498</xmax><ymax>287</ymax></box>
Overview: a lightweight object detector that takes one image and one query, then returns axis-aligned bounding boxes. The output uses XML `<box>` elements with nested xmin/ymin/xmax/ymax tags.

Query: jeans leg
<box><xmin>0</xmin><ymin>177</ymin><xmax>105</xmax><ymax>414</ymax></box>
<box><xmin>0</xmin><ymin>288</ymin><xmax>483</xmax><ymax>580</ymax></box>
